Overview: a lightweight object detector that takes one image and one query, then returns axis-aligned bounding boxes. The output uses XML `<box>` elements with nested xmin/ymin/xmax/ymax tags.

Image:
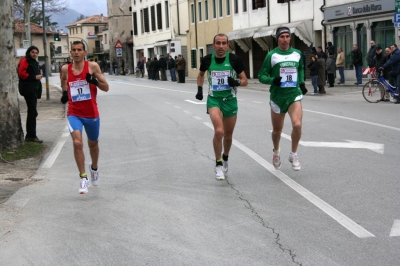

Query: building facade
<box><xmin>131</xmin><ymin>0</ymin><xmax>189</xmax><ymax>71</ymax></box>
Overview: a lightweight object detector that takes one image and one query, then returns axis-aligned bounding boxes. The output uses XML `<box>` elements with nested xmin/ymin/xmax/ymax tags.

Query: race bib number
<box><xmin>280</xmin><ymin>68</ymin><xmax>297</xmax><ymax>87</ymax></box>
<box><xmin>69</xmin><ymin>80</ymin><xmax>91</xmax><ymax>102</ymax></box>
<box><xmin>211</xmin><ymin>70</ymin><xmax>230</xmax><ymax>91</ymax></box>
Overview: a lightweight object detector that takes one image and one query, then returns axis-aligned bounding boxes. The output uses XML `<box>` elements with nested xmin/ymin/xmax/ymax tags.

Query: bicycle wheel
<box><xmin>362</xmin><ymin>80</ymin><xmax>384</xmax><ymax>103</ymax></box>
<box><xmin>125</xmin><ymin>68</ymin><xmax>130</xmax><ymax>75</ymax></box>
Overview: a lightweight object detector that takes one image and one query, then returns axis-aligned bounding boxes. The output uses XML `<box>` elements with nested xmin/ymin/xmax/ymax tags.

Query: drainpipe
<box><xmin>177</xmin><ymin>0</ymin><xmax>181</xmax><ymax>35</ymax></box>
<box><xmin>288</xmin><ymin>0</ymin><xmax>291</xmax><ymax>23</ymax></box>
<box><xmin>320</xmin><ymin>1</ymin><xmax>327</xmax><ymax>48</ymax></box>
<box><xmin>267</xmin><ymin>0</ymin><xmax>270</xmax><ymax>26</ymax></box>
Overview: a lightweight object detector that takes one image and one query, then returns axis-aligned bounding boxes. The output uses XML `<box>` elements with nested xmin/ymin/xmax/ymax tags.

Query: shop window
<box><xmin>333</xmin><ymin>26</ymin><xmax>353</xmax><ymax>69</ymax></box>
<box><xmin>253</xmin><ymin>0</ymin><xmax>266</xmax><ymax>9</ymax></box>
<box><xmin>372</xmin><ymin>20</ymin><xmax>395</xmax><ymax>50</ymax></box>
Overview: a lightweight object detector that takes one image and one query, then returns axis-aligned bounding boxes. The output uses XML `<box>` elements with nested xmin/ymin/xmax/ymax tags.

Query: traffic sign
<box><xmin>394</xmin><ymin>12</ymin><xmax>400</xmax><ymax>23</ymax></box>
<box><xmin>395</xmin><ymin>22</ymin><xmax>400</xmax><ymax>28</ymax></box>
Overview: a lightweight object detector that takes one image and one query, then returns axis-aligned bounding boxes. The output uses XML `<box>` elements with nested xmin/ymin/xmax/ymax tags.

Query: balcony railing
<box><xmin>93</xmin><ymin>47</ymin><xmax>104</xmax><ymax>54</ymax></box>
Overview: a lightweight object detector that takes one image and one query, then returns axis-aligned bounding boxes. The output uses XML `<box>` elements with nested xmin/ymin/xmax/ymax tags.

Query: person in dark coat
<box><xmin>167</xmin><ymin>55</ymin><xmax>177</xmax><ymax>81</ymax></box>
<box><xmin>158</xmin><ymin>55</ymin><xmax>167</xmax><ymax>80</ymax></box>
<box><xmin>121</xmin><ymin>58</ymin><xmax>126</xmax><ymax>75</ymax></box>
<box><xmin>317</xmin><ymin>55</ymin><xmax>326</xmax><ymax>93</ymax></box>
<box><xmin>373</xmin><ymin>46</ymin><xmax>389</xmax><ymax>101</ymax></box>
<box><xmin>351</xmin><ymin>44</ymin><xmax>363</xmax><ymax>85</ymax></box>
<box><xmin>326</xmin><ymin>52</ymin><xmax>336</xmax><ymax>87</ymax></box>
<box><xmin>177</xmin><ymin>54</ymin><xmax>186</xmax><ymax>83</ymax></box>
<box><xmin>17</xmin><ymin>46</ymin><xmax>43</xmax><ymax>143</ymax></box>
<box><xmin>137</xmin><ymin>59</ymin><xmax>144</xmax><ymax>78</ymax></box>
<box><xmin>307</xmin><ymin>55</ymin><xmax>319</xmax><ymax>95</ymax></box>
<box><xmin>367</xmin><ymin>40</ymin><xmax>377</xmax><ymax>68</ymax></box>
<box><xmin>150</xmin><ymin>57</ymin><xmax>159</xmax><ymax>81</ymax></box>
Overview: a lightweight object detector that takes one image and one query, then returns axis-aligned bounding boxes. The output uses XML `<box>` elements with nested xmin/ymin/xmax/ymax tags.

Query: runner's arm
<box><xmin>197</xmin><ymin>70</ymin><xmax>205</xmax><ymax>87</ymax></box>
<box><xmin>89</xmin><ymin>62</ymin><xmax>109</xmax><ymax>92</ymax></box>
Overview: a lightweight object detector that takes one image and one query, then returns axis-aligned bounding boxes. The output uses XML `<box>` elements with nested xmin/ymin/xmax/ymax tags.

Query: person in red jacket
<box><xmin>17</xmin><ymin>46</ymin><xmax>43</xmax><ymax>143</ymax></box>
<box><xmin>60</xmin><ymin>41</ymin><xmax>109</xmax><ymax>194</ymax></box>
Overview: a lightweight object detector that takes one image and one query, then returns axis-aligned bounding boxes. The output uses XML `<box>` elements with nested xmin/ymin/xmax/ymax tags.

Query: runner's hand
<box><xmin>228</xmin><ymin>77</ymin><xmax>240</xmax><ymax>87</ymax></box>
<box><xmin>86</xmin><ymin>73</ymin><xmax>99</xmax><ymax>86</ymax></box>
<box><xmin>61</xmin><ymin>91</ymin><xmax>68</xmax><ymax>104</ymax></box>
<box><xmin>300</xmin><ymin>82</ymin><xmax>308</xmax><ymax>95</ymax></box>
<box><xmin>273</xmin><ymin>77</ymin><xmax>282</xmax><ymax>86</ymax></box>
<box><xmin>196</xmin><ymin>86</ymin><xmax>203</xmax><ymax>100</ymax></box>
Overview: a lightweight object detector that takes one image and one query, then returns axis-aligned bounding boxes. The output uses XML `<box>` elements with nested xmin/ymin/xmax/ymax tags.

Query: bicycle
<box><xmin>119</xmin><ymin>67</ymin><xmax>130</xmax><ymax>75</ymax></box>
<box><xmin>362</xmin><ymin>70</ymin><xmax>399</xmax><ymax>103</ymax></box>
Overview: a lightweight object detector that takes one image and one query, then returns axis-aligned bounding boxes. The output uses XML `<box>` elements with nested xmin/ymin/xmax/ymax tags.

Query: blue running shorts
<box><xmin>67</xmin><ymin>116</ymin><xmax>100</xmax><ymax>141</ymax></box>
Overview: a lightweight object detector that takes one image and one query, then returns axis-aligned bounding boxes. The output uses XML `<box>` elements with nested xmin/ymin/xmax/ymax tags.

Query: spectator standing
<box><xmin>316</xmin><ymin>46</ymin><xmax>327</xmax><ymax>60</ymax></box>
<box><xmin>150</xmin><ymin>56</ymin><xmax>159</xmax><ymax>81</ymax></box>
<box><xmin>307</xmin><ymin>55</ymin><xmax>319</xmax><ymax>95</ymax></box>
<box><xmin>326</xmin><ymin>52</ymin><xmax>336</xmax><ymax>87</ymax></box>
<box><xmin>146</xmin><ymin>58</ymin><xmax>152</xmax><ymax>79</ymax></box>
<box><xmin>177</xmin><ymin>54</ymin><xmax>186</xmax><ymax>83</ymax></box>
<box><xmin>317</xmin><ymin>55</ymin><xmax>326</xmax><ymax>93</ymax></box>
<box><xmin>137</xmin><ymin>59</ymin><xmax>144</xmax><ymax>78</ymax></box>
<box><xmin>336</xmin><ymin>47</ymin><xmax>345</xmax><ymax>84</ymax></box>
<box><xmin>121</xmin><ymin>58</ymin><xmax>126</xmax><ymax>75</ymax></box>
<box><xmin>112</xmin><ymin>59</ymin><xmax>118</xmax><ymax>76</ymax></box>
<box><xmin>167</xmin><ymin>55</ymin><xmax>177</xmax><ymax>81</ymax></box>
<box><xmin>158</xmin><ymin>55</ymin><xmax>167</xmax><ymax>80</ymax></box>
<box><xmin>373</xmin><ymin>46</ymin><xmax>389</xmax><ymax>101</ymax></box>
<box><xmin>17</xmin><ymin>45</ymin><xmax>43</xmax><ymax>143</ymax></box>
<box><xmin>382</xmin><ymin>44</ymin><xmax>400</xmax><ymax>103</ymax></box>
<box><xmin>351</xmin><ymin>44</ymin><xmax>363</xmax><ymax>85</ymax></box>
<box><xmin>367</xmin><ymin>40</ymin><xmax>377</xmax><ymax>68</ymax></box>
<box><xmin>384</xmin><ymin>48</ymin><xmax>394</xmax><ymax>86</ymax></box>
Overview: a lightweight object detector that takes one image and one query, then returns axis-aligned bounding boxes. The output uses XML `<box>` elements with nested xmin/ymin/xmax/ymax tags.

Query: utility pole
<box><xmin>42</xmin><ymin>0</ymin><xmax>50</xmax><ymax>100</ymax></box>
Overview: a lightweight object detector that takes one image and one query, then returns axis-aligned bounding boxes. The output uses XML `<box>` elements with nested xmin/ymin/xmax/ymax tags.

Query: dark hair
<box><xmin>213</xmin><ymin>33</ymin><xmax>229</xmax><ymax>44</ymax></box>
<box><xmin>71</xmin><ymin>41</ymin><xmax>86</xmax><ymax>50</ymax></box>
<box><xmin>392</xmin><ymin>43</ymin><xmax>398</xmax><ymax>48</ymax></box>
<box><xmin>309</xmin><ymin>55</ymin><xmax>317</xmax><ymax>60</ymax></box>
<box><xmin>26</xmin><ymin>46</ymin><xmax>39</xmax><ymax>58</ymax></box>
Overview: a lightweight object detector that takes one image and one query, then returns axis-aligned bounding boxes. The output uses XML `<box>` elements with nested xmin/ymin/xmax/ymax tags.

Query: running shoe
<box><xmin>79</xmin><ymin>178</ymin><xmax>90</xmax><ymax>194</ymax></box>
<box><xmin>89</xmin><ymin>163</ymin><xmax>99</xmax><ymax>186</ymax></box>
<box><xmin>222</xmin><ymin>160</ymin><xmax>228</xmax><ymax>175</ymax></box>
<box><xmin>289</xmin><ymin>154</ymin><xmax>301</xmax><ymax>171</ymax></box>
<box><xmin>215</xmin><ymin>165</ymin><xmax>225</xmax><ymax>181</ymax></box>
<box><xmin>272</xmin><ymin>153</ymin><xmax>281</xmax><ymax>170</ymax></box>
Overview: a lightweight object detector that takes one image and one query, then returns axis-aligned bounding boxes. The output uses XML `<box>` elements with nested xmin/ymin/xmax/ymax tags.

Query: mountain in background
<box><xmin>49</xmin><ymin>8</ymin><xmax>84</xmax><ymax>32</ymax></box>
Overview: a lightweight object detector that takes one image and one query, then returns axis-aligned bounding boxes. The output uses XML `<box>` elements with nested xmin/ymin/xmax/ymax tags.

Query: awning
<box><xmin>285</xmin><ymin>20</ymin><xmax>313</xmax><ymax>47</ymax></box>
<box><xmin>253</xmin><ymin>26</ymin><xmax>276</xmax><ymax>39</ymax></box>
<box><xmin>226</xmin><ymin>28</ymin><xmax>256</xmax><ymax>41</ymax></box>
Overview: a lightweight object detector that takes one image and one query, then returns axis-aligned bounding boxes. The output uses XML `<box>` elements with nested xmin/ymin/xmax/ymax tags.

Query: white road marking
<box><xmin>41</xmin><ymin>140</ymin><xmax>66</xmax><ymax>169</ymax></box>
<box><xmin>184</xmin><ymin>110</ymin><xmax>192</xmax><ymax>115</ymax></box>
<box><xmin>174</xmin><ymin>106</ymin><xmax>181</xmax><ymax>109</ymax></box>
<box><xmin>185</xmin><ymin>100</ymin><xmax>206</xmax><ymax>105</ymax></box>
<box><xmin>112</xmin><ymin>81</ymin><xmax>193</xmax><ymax>94</ymax></box>
<box><xmin>193</xmin><ymin>116</ymin><xmax>202</xmax><ymax>120</ymax></box>
<box><xmin>390</xmin><ymin>220</ymin><xmax>400</xmax><ymax>236</ymax></box>
<box><xmin>278</xmin><ymin>132</ymin><xmax>384</xmax><ymax>154</ymax></box>
<box><xmin>62</xmin><ymin>132</ymin><xmax>69</xmax><ymax>137</ymax></box>
<box><xmin>204</xmin><ymin>122</ymin><xmax>375</xmax><ymax>238</ymax></box>
<box><xmin>304</xmin><ymin>109</ymin><xmax>400</xmax><ymax>132</ymax></box>
<box><xmin>253</xmin><ymin>101</ymin><xmax>263</xmax><ymax>103</ymax></box>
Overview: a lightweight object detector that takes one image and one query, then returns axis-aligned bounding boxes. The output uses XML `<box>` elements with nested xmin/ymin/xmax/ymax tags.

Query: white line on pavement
<box><xmin>204</xmin><ymin>122</ymin><xmax>375</xmax><ymax>238</ymax></box>
<box><xmin>390</xmin><ymin>220</ymin><xmax>400</xmax><ymax>237</ymax></box>
<box><xmin>193</xmin><ymin>116</ymin><xmax>202</xmax><ymax>120</ymax></box>
<box><xmin>41</xmin><ymin>140</ymin><xmax>66</xmax><ymax>169</ymax></box>
<box><xmin>304</xmin><ymin>109</ymin><xmax>400</xmax><ymax>132</ymax></box>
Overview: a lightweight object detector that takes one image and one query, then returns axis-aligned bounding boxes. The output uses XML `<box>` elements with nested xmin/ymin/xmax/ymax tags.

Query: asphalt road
<box><xmin>0</xmin><ymin>74</ymin><xmax>399</xmax><ymax>265</ymax></box>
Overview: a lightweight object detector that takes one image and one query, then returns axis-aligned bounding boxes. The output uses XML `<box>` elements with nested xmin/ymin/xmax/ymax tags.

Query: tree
<box><xmin>0</xmin><ymin>0</ymin><xmax>24</xmax><ymax>150</ymax></box>
<box><xmin>76</xmin><ymin>14</ymin><xmax>86</xmax><ymax>22</ymax></box>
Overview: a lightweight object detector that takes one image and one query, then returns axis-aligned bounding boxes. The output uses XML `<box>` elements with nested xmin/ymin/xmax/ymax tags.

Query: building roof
<box><xmin>14</xmin><ymin>19</ymin><xmax>54</xmax><ymax>34</ymax></box>
<box><xmin>67</xmin><ymin>15</ymin><xmax>108</xmax><ymax>27</ymax></box>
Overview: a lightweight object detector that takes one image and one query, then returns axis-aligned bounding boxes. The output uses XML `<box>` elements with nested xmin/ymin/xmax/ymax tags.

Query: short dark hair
<box><xmin>213</xmin><ymin>33</ymin><xmax>228</xmax><ymax>44</ymax></box>
<box><xmin>392</xmin><ymin>43</ymin><xmax>398</xmax><ymax>48</ymax></box>
<box><xmin>71</xmin><ymin>41</ymin><xmax>86</xmax><ymax>50</ymax></box>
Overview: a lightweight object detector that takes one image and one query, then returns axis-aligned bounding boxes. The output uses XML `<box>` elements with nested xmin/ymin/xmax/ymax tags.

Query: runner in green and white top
<box><xmin>258</xmin><ymin>26</ymin><xmax>306</xmax><ymax>171</ymax></box>
<box><xmin>196</xmin><ymin>33</ymin><xmax>248</xmax><ymax>181</ymax></box>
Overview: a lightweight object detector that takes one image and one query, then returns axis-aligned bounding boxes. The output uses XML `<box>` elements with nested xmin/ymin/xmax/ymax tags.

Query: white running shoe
<box><xmin>222</xmin><ymin>160</ymin><xmax>228</xmax><ymax>175</ymax></box>
<box><xmin>89</xmin><ymin>163</ymin><xmax>99</xmax><ymax>186</ymax></box>
<box><xmin>289</xmin><ymin>154</ymin><xmax>301</xmax><ymax>171</ymax></box>
<box><xmin>215</xmin><ymin>165</ymin><xmax>225</xmax><ymax>181</ymax></box>
<box><xmin>272</xmin><ymin>153</ymin><xmax>281</xmax><ymax>170</ymax></box>
<box><xmin>79</xmin><ymin>178</ymin><xmax>90</xmax><ymax>194</ymax></box>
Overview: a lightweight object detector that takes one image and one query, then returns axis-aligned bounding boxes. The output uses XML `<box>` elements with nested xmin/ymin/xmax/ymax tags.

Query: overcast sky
<box><xmin>67</xmin><ymin>0</ymin><xmax>108</xmax><ymax>16</ymax></box>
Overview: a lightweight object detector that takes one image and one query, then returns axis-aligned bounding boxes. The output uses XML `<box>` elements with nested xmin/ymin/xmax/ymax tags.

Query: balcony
<box><xmin>93</xmin><ymin>47</ymin><xmax>104</xmax><ymax>54</ymax></box>
<box><xmin>53</xmin><ymin>53</ymin><xmax>70</xmax><ymax>58</ymax></box>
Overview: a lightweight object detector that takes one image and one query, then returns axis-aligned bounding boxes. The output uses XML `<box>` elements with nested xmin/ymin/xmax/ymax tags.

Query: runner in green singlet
<box><xmin>196</xmin><ymin>33</ymin><xmax>248</xmax><ymax>180</ymax></box>
<box><xmin>258</xmin><ymin>27</ymin><xmax>307</xmax><ymax>171</ymax></box>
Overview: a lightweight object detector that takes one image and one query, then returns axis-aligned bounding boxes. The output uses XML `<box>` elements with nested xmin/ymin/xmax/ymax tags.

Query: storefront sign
<box><xmin>325</xmin><ymin>0</ymin><xmax>394</xmax><ymax>21</ymax></box>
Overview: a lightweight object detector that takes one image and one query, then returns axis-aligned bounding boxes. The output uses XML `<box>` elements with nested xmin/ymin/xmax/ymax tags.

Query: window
<box><xmin>157</xmin><ymin>3</ymin><xmax>162</xmax><ymax>29</ymax></box>
<box><xmin>151</xmin><ymin>6</ymin><xmax>156</xmax><ymax>31</ymax></box>
<box><xmin>205</xmin><ymin>0</ymin><xmax>209</xmax><ymax>20</ymax></box>
<box><xmin>219</xmin><ymin>0</ymin><xmax>223</xmax><ymax>17</ymax></box>
<box><xmin>191</xmin><ymin>3</ymin><xmax>195</xmax><ymax>24</ymax></box>
<box><xmin>104</xmin><ymin>33</ymin><xmax>107</xmax><ymax>44</ymax></box>
<box><xmin>198</xmin><ymin>1</ymin><xmax>202</xmax><ymax>22</ymax></box>
<box><xmin>372</xmin><ymin>21</ymin><xmax>395</xmax><ymax>51</ymax></box>
<box><xmin>191</xmin><ymin>49</ymin><xmax>197</xmax><ymax>68</ymax></box>
<box><xmin>143</xmin><ymin>8</ymin><xmax>149</xmax><ymax>32</ymax></box>
<box><xmin>133</xmin><ymin>12</ymin><xmax>138</xmax><ymax>35</ymax></box>
<box><xmin>165</xmin><ymin>1</ymin><xmax>169</xmax><ymax>28</ymax></box>
<box><xmin>234</xmin><ymin>0</ymin><xmax>238</xmax><ymax>13</ymax></box>
<box><xmin>80</xmin><ymin>27</ymin><xmax>82</xmax><ymax>33</ymax></box>
<box><xmin>252</xmin><ymin>0</ymin><xmax>266</xmax><ymax>9</ymax></box>
<box><xmin>226</xmin><ymin>0</ymin><xmax>231</xmax><ymax>16</ymax></box>
<box><xmin>199</xmin><ymin>48</ymin><xmax>204</xmax><ymax>62</ymax></box>
<box><xmin>212</xmin><ymin>0</ymin><xmax>217</xmax><ymax>19</ymax></box>
<box><xmin>243</xmin><ymin>0</ymin><xmax>247</xmax><ymax>12</ymax></box>
<box><xmin>334</xmin><ymin>26</ymin><xmax>353</xmax><ymax>69</ymax></box>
